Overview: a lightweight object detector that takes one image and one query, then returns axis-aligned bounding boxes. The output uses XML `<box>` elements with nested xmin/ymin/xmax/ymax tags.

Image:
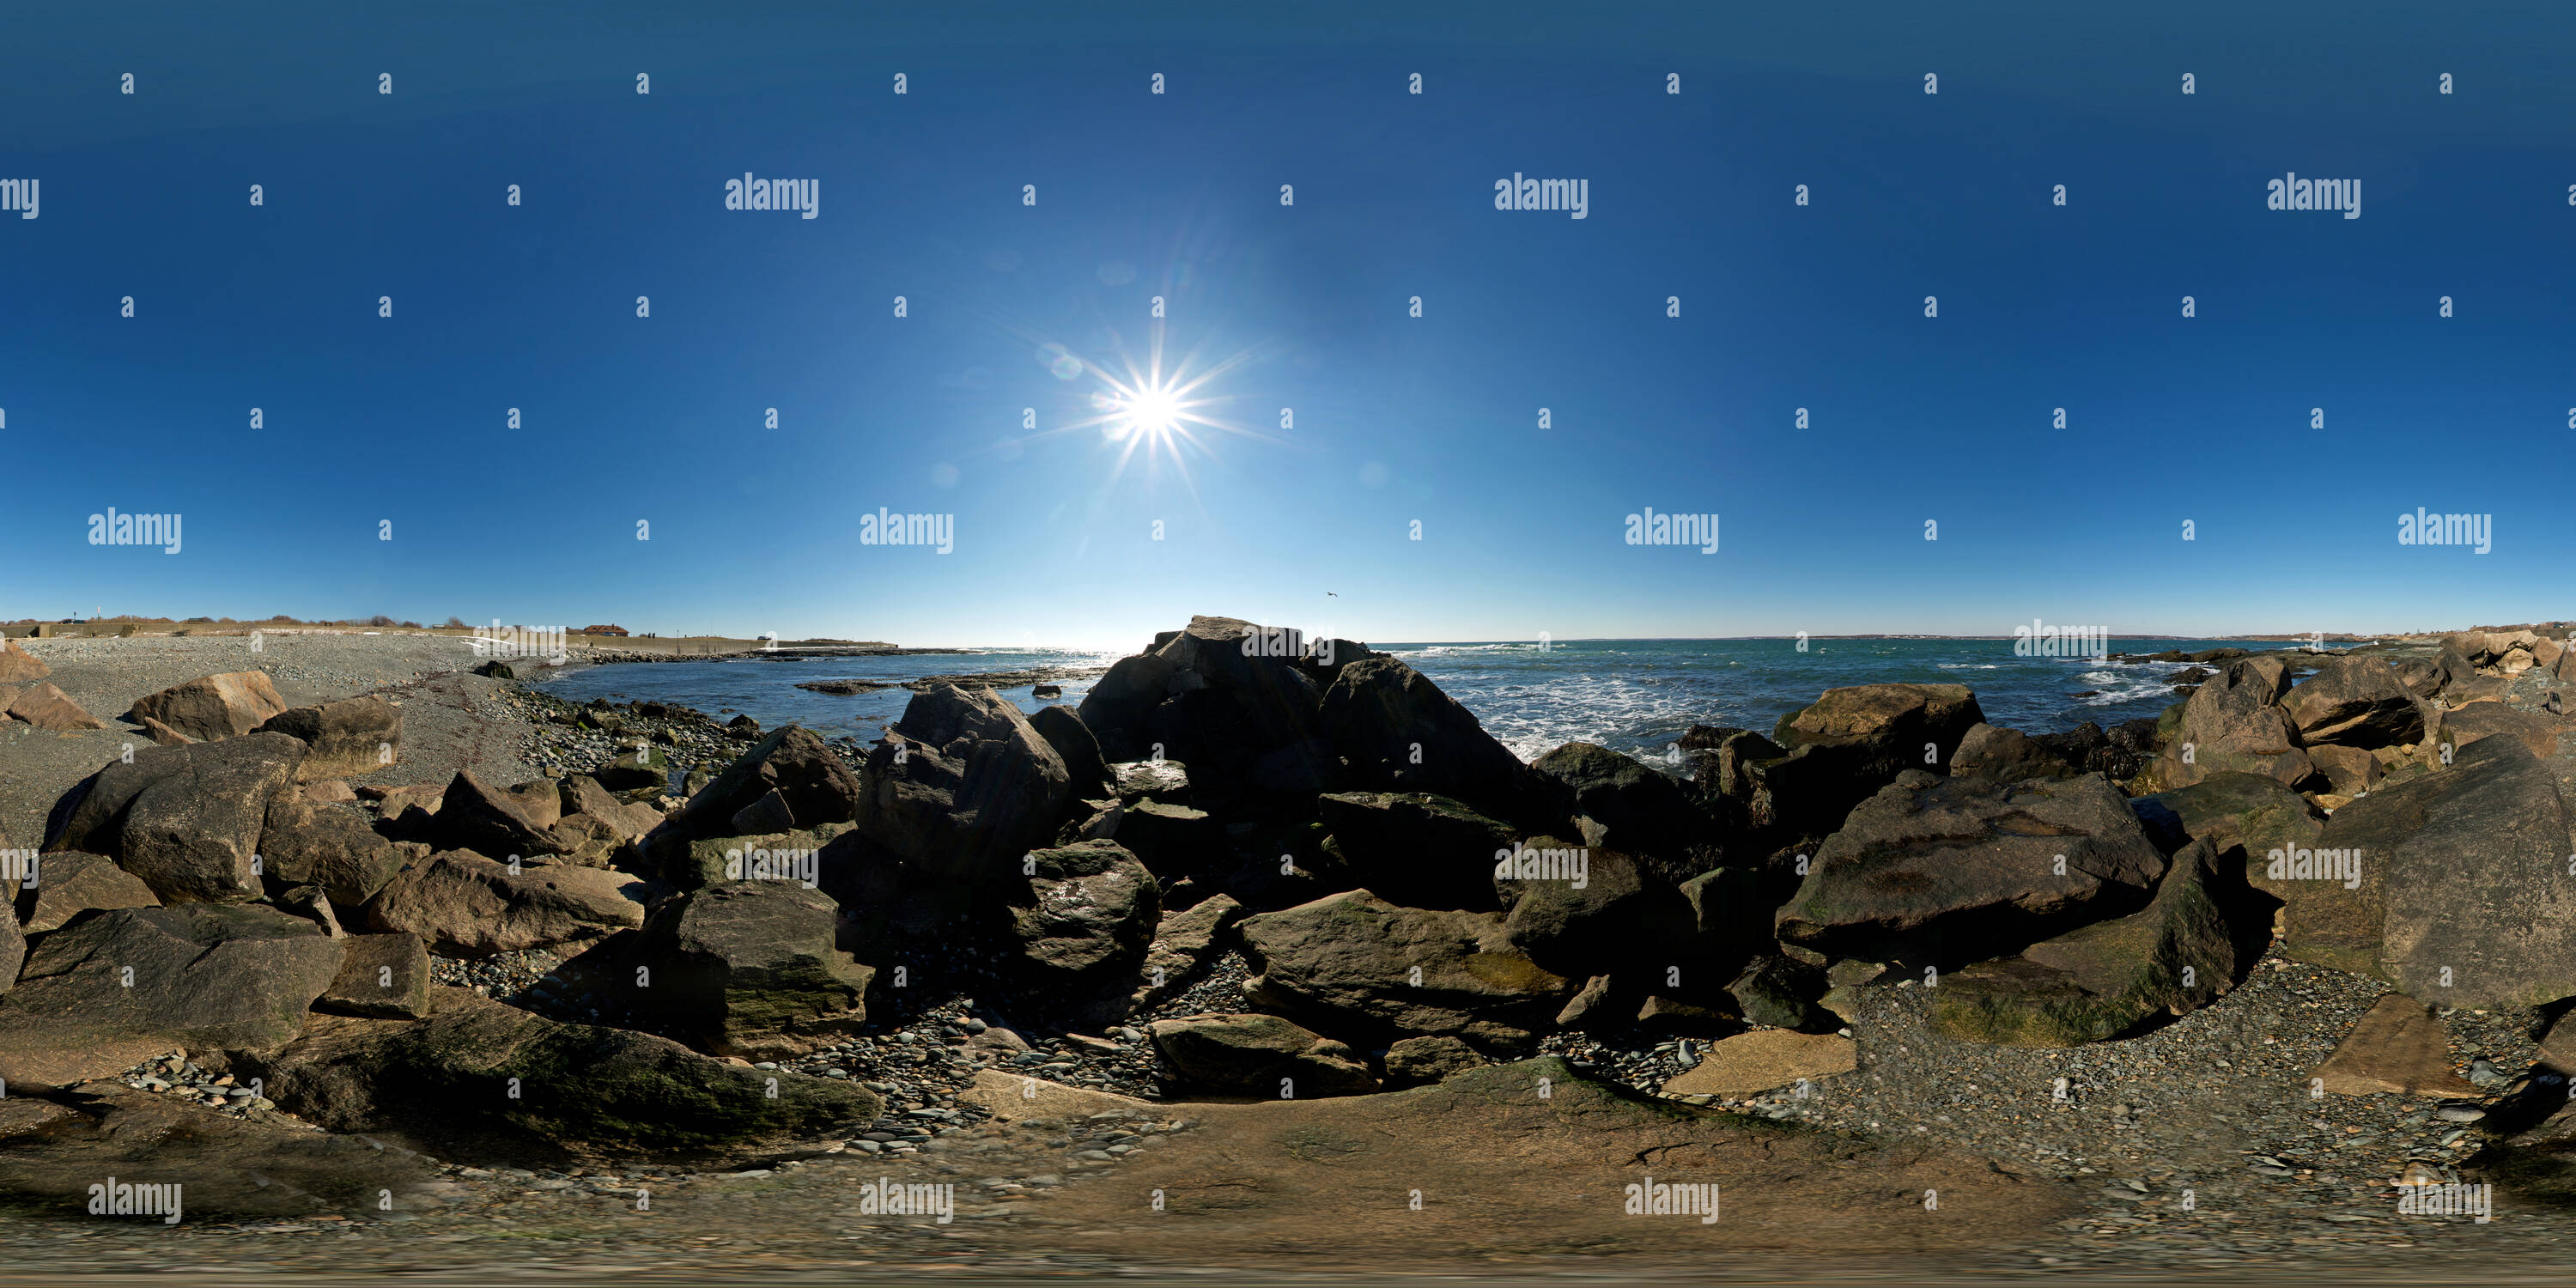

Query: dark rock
<box><xmin>15</xmin><ymin>851</ymin><xmax>161</xmax><ymax>933</ymax></box>
<box><xmin>240</xmin><ymin>986</ymin><xmax>878</xmax><ymax>1167</ymax></box>
<box><xmin>2132</xmin><ymin>771</ymin><xmax>2324</xmax><ymax>875</ymax></box>
<box><xmin>1131</xmin><ymin>893</ymin><xmax>1245</xmax><ymax>1012</ymax></box>
<box><xmin>0</xmin><ymin>904</ymin><xmax>344</xmax><ymax>1090</ymax></box>
<box><xmin>1948</xmin><ymin>722</ymin><xmax>2080</xmax><ymax>781</ymax></box>
<box><xmin>1029</xmin><ymin>706</ymin><xmax>1111</xmax><ymax>799</ymax></box>
<box><xmin>1112</xmin><ymin>799</ymin><xmax>1221</xmax><ymax>877</ymax></box>
<box><xmin>854</xmin><ymin>688</ymin><xmax>1071</xmax><ymax>882</ymax></box>
<box><xmin>2280</xmin><ymin>736</ymin><xmax>2576</xmax><ymax>1005</ymax></box>
<box><xmin>1530</xmin><ymin>742</ymin><xmax>1705</xmax><ymax>878</ymax></box>
<box><xmin>997</xmin><ymin>840</ymin><xmax>1160</xmax><ymax>995</ymax></box>
<box><xmin>261</xmin><ymin>787</ymin><xmax>406</xmax><ymax>908</ymax></box>
<box><xmin>315</xmin><ymin>933</ymin><xmax>432</xmax><ymax>1019</ymax></box>
<box><xmin>1932</xmin><ymin>837</ymin><xmax>2239</xmax><ymax>1046</ymax></box>
<box><xmin>571</xmin><ymin>881</ymin><xmax>871</xmax><ymax>1060</ymax></box>
<box><xmin>2149</xmin><ymin>659</ymin><xmax>2313</xmax><ymax>790</ymax></box>
<box><xmin>44</xmin><ymin>732</ymin><xmax>307</xmax><ymax>904</ymax></box>
<box><xmin>255</xmin><ymin>696</ymin><xmax>403</xmax><ymax>781</ymax></box>
<box><xmin>2439</xmin><ymin>702</ymin><xmax>2560</xmax><ymax>761</ymax></box>
<box><xmin>2282</xmin><ymin>657</ymin><xmax>2427</xmax><ymax>748</ymax></box>
<box><xmin>1149</xmin><ymin>1013</ymin><xmax>1379</xmax><ymax>1097</ymax></box>
<box><xmin>1728</xmin><ymin>953</ymin><xmax>1832</xmax><ymax>1032</ymax></box>
<box><xmin>361</xmin><ymin>850</ymin><xmax>646</xmax><ymax>957</ymax></box>
<box><xmin>1382</xmin><ymin>1034</ymin><xmax>1483</xmax><ymax>1088</ymax></box>
<box><xmin>673</xmin><ymin>726</ymin><xmax>861</xmax><ymax>838</ymax></box>
<box><xmin>1776</xmin><ymin>769</ymin><xmax>2171</xmax><ymax>969</ymax></box>
<box><xmin>1753</xmin><ymin>683</ymin><xmax>1985</xmax><ymax>840</ymax></box>
<box><xmin>1315</xmin><ymin>791</ymin><xmax>1517</xmax><ymax>911</ymax></box>
<box><xmin>1238</xmin><ymin>890</ymin><xmax>1575</xmax><ymax>1053</ymax></box>
<box><xmin>428</xmin><ymin>770</ymin><xmax>567</xmax><ymax>860</ymax></box>
<box><xmin>1317</xmin><ymin>655</ymin><xmax>1547</xmax><ymax>827</ymax></box>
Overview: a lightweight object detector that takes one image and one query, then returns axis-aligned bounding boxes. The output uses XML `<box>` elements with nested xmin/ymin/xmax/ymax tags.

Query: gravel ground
<box><xmin>0</xmin><ymin>633</ymin><xmax>518</xmax><ymax>845</ymax></box>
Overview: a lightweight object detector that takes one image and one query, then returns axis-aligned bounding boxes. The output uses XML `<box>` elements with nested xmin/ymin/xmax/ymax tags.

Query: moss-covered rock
<box><xmin>1931</xmin><ymin>837</ymin><xmax>2239</xmax><ymax>1046</ymax></box>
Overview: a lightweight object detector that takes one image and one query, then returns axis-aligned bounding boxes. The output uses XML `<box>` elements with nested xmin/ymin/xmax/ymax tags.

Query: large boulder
<box><xmin>1028</xmin><ymin>705</ymin><xmax>1111</xmax><ymax>800</ymax></box>
<box><xmin>1753</xmin><ymin>683</ymin><xmax>1985</xmax><ymax>839</ymax></box>
<box><xmin>1775</xmin><ymin>769</ymin><xmax>2171</xmax><ymax>968</ymax></box>
<box><xmin>565</xmin><ymin>880</ymin><xmax>871</xmax><ymax>1060</ymax></box>
<box><xmin>238</xmin><ymin>986</ymin><xmax>878</xmax><ymax>1166</ymax></box>
<box><xmin>1078</xmin><ymin>617</ymin><xmax>1332</xmax><ymax>799</ymax></box>
<box><xmin>1237</xmin><ymin>890</ymin><xmax>1576</xmax><ymax>1053</ymax></box>
<box><xmin>1315</xmin><ymin>791</ymin><xmax>1517</xmax><ymax>911</ymax></box>
<box><xmin>2439</xmin><ymin>702</ymin><xmax>2560</xmax><ymax>761</ymax></box>
<box><xmin>125</xmin><ymin>671</ymin><xmax>289</xmax><ymax>743</ymax></box>
<box><xmin>1530</xmin><ymin>742</ymin><xmax>1705</xmax><ymax>878</ymax></box>
<box><xmin>256</xmin><ymin>696</ymin><xmax>402</xmax><ymax>781</ymax></box>
<box><xmin>2275</xmin><ymin>736</ymin><xmax>2576</xmax><ymax>1006</ymax></box>
<box><xmin>43</xmin><ymin>732</ymin><xmax>307</xmax><ymax>903</ymax></box>
<box><xmin>1149</xmin><ymin>1013</ymin><xmax>1380</xmax><ymax>1097</ymax></box>
<box><xmin>15</xmin><ymin>851</ymin><xmax>161</xmax><ymax>933</ymax></box>
<box><xmin>0</xmin><ymin>904</ymin><xmax>345</xmax><ymax>1090</ymax></box>
<box><xmin>1931</xmin><ymin>838</ymin><xmax>2241</xmax><ymax>1046</ymax></box>
<box><xmin>1947</xmin><ymin>722</ymin><xmax>2080</xmax><ymax>781</ymax></box>
<box><xmin>2129</xmin><ymin>770</ymin><xmax>2324</xmax><ymax>875</ymax></box>
<box><xmin>854</xmin><ymin>687</ymin><xmax>1071</xmax><ymax>881</ymax></box>
<box><xmin>2150</xmin><ymin>659</ymin><xmax>2312</xmax><ymax>789</ymax></box>
<box><xmin>996</xmin><ymin>840</ymin><xmax>1161</xmax><ymax>994</ymax></box>
<box><xmin>2281</xmin><ymin>657</ymin><xmax>2427</xmax><ymax>749</ymax></box>
<box><xmin>1108</xmin><ymin>799</ymin><xmax>1222</xmax><ymax>877</ymax></box>
<box><xmin>360</xmin><ymin>850</ymin><xmax>647</xmax><ymax>957</ymax></box>
<box><xmin>428</xmin><ymin>770</ymin><xmax>568</xmax><ymax>860</ymax></box>
<box><xmin>669</xmin><ymin>726</ymin><xmax>864</xmax><ymax>839</ymax></box>
<box><xmin>260</xmin><ymin>787</ymin><xmax>406</xmax><ymax>908</ymax></box>
<box><xmin>1494</xmin><ymin>841</ymin><xmax>1694</xmax><ymax>977</ymax></box>
<box><xmin>1317</xmin><ymin>655</ymin><xmax>1547</xmax><ymax>826</ymax></box>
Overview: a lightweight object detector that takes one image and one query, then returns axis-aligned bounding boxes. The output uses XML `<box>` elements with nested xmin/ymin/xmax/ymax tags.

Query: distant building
<box><xmin>581</xmin><ymin>624</ymin><xmax>629</xmax><ymax>636</ymax></box>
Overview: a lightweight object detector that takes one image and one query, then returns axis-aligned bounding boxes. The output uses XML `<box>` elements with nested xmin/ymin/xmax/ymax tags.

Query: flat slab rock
<box><xmin>1661</xmin><ymin>1030</ymin><xmax>1856</xmax><ymax>1100</ymax></box>
<box><xmin>2309</xmin><ymin>993</ymin><xmax>2481</xmax><ymax>1097</ymax></box>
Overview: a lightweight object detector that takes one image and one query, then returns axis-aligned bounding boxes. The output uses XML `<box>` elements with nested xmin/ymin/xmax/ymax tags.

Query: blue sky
<box><xmin>3</xmin><ymin>1</ymin><xmax>2572</xmax><ymax>650</ymax></box>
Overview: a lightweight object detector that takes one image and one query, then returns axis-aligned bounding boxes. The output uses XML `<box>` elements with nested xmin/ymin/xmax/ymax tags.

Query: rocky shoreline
<box><xmin>5</xmin><ymin>620</ymin><xmax>2576</xmax><ymax>1278</ymax></box>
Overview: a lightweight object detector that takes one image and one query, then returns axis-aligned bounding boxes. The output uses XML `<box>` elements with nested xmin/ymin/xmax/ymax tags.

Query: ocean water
<box><xmin>529</xmin><ymin>637</ymin><xmax>2313</xmax><ymax>764</ymax></box>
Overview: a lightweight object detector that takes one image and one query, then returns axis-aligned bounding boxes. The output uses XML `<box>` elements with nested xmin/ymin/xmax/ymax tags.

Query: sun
<box><xmin>1113</xmin><ymin>385</ymin><xmax>1184</xmax><ymax>440</ymax></box>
